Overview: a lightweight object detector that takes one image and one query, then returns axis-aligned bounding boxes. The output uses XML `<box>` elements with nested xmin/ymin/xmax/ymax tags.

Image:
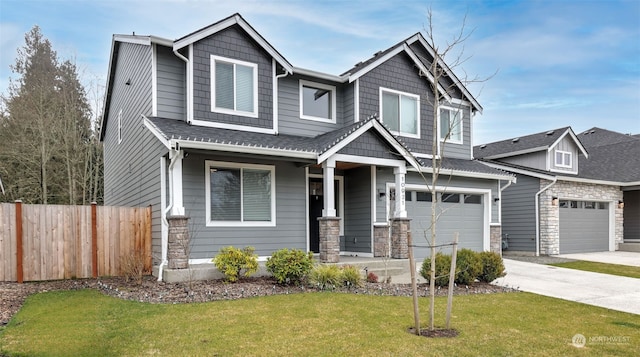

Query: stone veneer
<box><xmin>391</xmin><ymin>218</ymin><xmax>411</xmax><ymax>259</ymax></box>
<box><xmin>490</xmin><ymin>225</ymin><xmax>502</xmax><ymax>255</ymax></box>
<box><xmin>318</xmin><ymin>217</ymin><xmax>341</xmax><ymax>263</ymax></box>
<box><xmin>373</xmin><ymin>224</ymin><xmax>390</xmax><ymax>257</ymax></box>
<box><xmin>539</xmin><ymin>179</ymin><xmax>623</xmax><ymax>255</ymax></box>
<box><xmin>167</xmin><ymin>215</ymin><xmax>190</xmax><ymax>269</ymax></box>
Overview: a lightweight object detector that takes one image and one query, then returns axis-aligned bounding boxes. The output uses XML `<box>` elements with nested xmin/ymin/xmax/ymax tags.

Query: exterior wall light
<box><xmin>552</xmin><ymin>196</ymin><xmax>559</xmax><ymax>206</ymax></box>
<box><xmin>618</xmin><ymin>200</ymin><xmax>624</xmax><ymax>209</ymax></box>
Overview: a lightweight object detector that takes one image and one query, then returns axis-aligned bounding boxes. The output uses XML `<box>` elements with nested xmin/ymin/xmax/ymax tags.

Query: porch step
<box><xmin>619</xmin><ymin>243</ymin><xmax>640</xmax><ymax>252</ymax></box>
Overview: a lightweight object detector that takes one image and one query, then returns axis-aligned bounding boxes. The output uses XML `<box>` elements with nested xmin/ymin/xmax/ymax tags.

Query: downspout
<box><xmin>158</xmin><ymin>148</ymin><xmax>180</xmax><ymax>281</ymax></box>
<box><xmin>535</xmin><ymin>178</ymin><xmax>557</xmax><ymax>256</ymax></box>
<box><xmin>273</xmin><ymin>59</ymin><xmax>289</xmax><ymax>135</ymax></box>
<box><xmin>174</xmin><ymin>47</ymin><xmax>192</xmax><ymax>123</ymax></box>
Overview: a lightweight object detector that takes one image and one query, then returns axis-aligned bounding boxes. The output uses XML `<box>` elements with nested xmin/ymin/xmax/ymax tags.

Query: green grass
<box><xmin>549</xmin><ymin>261</ymin><xmax>640</xmax><ymax>279</ymax></box>
<box><xmin>1</xmin><ymin>290</ymin><xmax>638</xmax><ymax>356</ymax></box>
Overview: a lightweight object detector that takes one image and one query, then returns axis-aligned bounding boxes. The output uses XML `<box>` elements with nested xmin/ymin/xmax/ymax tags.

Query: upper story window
<box><xmin>380</xmin><ymin>88</ymin><xmax>419</xmax><ymax>138</ymax></box>
<box><xmin>205</xmin><ymin>161</ymin><xmax>275</xmax><ymax>227</ymax></box>
<box><xmin>211</xmin><ymin>55</ymin><xmax>258</xmax><ymax>117</ymax></box>
<box><xmin>439</xmin><ymin>107</ymin><xmax>463</xmax><ymax>144</ymax></box>
<box><xmin>300</xmin><ymin>80</ymin><xmax>336</xmax><ymax>123</ymax></box>
<box><xmin>555</xmin><ymin>150</ymin><xmax>572</xmax><ymax>168</ymax></box>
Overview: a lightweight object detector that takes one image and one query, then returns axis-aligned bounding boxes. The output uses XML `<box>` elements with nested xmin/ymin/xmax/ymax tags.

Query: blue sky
<box><xmin>1</xmin><ymin>0</ymin><xmax>639</xmax><ymax>144</ymax></box>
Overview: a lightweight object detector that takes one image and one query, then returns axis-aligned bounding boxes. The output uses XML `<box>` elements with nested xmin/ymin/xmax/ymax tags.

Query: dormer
<box><xmin>474</xmin><ymin>127</ymin><xmax>588</xmax><ymax>175</ymax></box>
<box><xmin>173</xmin><ymin>13</ymin><xmax>293</xmax><ymax>134</ymax></box>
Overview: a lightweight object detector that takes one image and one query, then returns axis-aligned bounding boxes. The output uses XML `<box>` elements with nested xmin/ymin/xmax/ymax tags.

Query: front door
<box><xmin>309</xmin><ymin>178</ymin><xmax>340</xmax><ymax>253</ymax></box>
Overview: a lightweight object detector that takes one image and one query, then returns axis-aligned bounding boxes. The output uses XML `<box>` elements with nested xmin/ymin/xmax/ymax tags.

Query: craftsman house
<box><xmin>100</xmin><ymin>13</ymin><xmax>513</xmax><ymax>280</ymax></box>
<box><xmin>475</xmin><ymin>127</ymin><xmax>639</xmax><ymax>255</ymax></box>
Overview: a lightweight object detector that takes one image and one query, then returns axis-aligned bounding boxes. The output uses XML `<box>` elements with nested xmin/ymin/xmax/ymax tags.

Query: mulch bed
<box><xmin>1</xmin><ymin>275</ymin><xmax>516</xmax><ymax>326</ymax></box>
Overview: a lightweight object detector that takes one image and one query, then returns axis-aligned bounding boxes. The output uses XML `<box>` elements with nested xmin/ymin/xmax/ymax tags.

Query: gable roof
<box><xmin>474</xmin><ymin>127</ymin><xmax>588</xmax><ymax>159</ymax></box>
<box><xmin>173</xmin><ymin>13</ymin><xmax>293</xmax><ymax>74</ymax></box>
<box><xmin>341</xmin><ymin>32</ymin><xmax>482</xmax><ymax>113</ymax></box>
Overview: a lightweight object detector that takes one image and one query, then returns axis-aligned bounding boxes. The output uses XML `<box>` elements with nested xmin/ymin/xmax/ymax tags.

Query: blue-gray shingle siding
<box><xmin>501</xmin><ymin>174</ymin><xmax>539</xmax><ymax>252</ymax></box>
<box><xmin>156</xmin><ymin>45</ymin><xmax>185</xmax><ymax>120</ymax></box>
<box><xmin>344</xmin><ymin>167</ymin><xmax>372</xmax><ymax>252</ymax></box>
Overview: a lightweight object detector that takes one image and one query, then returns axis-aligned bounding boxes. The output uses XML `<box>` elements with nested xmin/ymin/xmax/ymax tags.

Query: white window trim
<box><xmin>379</xmin><ymin>87</ymin><xmax>420</xmax><ymax>139</ymax></box>
<box><xmin>438</xmin><ymin>106</ymin><xmax>463</xmax><ymax>145</ymax></box>
<box><xmin>205</xmin><ymin>161</ymin><xmax>276</xmax><ymax>227</ymax></box>
<box><xmin>555</xmin><ymin>150</ymin><xmax>572</xmax><ymax>168</ymax></box>
<box><xmin>117</xmin><ymin>109</ymin><xmax>123</xmax><ymax>144</ymax></box>
<box><xmin>210</xmin><ymin>55</ymin><xmax>259</xmax><ymax>118</ymax></box>
<box><xmin>299</xmin><ymin>79</ymin><xmax>337</xmax><ymax>123</ymax></box>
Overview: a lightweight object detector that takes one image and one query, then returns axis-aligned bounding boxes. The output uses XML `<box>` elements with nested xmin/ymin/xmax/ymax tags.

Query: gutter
<box><xmin>158</xmin><ymin>149</ymin><xmax>182</xmax><ymax>281</ymax></box>
<box><xmin>534</xmin><ymin>177</ymin><xmax>557</xmax><ymax>256</ymax></box>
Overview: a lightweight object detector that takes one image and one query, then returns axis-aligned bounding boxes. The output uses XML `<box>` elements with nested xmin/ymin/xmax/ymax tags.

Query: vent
<box><xmin>480</xmin><ymin>144</ymin><xmax>487</xmax><ymax>149</ymax></box>
<box><xmin>512</xmin><ymin>138</ymin><xmax>520</xmax><ymax>143</ymax></box>
<box><xmin>354</xmin><ymin>61</ymin><xmax>363</xmax><ymax>67</ymax></box>
<box><xmin>545</xmin><ymin>130</ymin><xmax>554</xmax><ymax>136</ymax></box>
<box><xmin>590</xmin><ymin>130</ymin><xmax>595</xmax><ymax>134</ymax></box>
<box><xmin>373</xmin><ymin>50</ymin><xmax>382</xmax><ymax>57</ymax></box>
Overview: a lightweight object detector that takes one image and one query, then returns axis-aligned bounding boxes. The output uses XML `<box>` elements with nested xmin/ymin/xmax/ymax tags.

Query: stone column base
<box><xmin>391</xmin><ymin>218</ymin><xmax>411</xmax><ymax>259</ymax></box>
<box><xmin>490</xmin><ymin>225</ymin><xmax>502</xmax><ymax>255</ymax></box>
<box><xmin>373</xmin><ymin>224</ymin><xmax>390</xmax><ymax>257</ymax></box>
<box><xmin>318</xmin><ymin>217</ymin><xmax>341</xmax><ymax>263</ymax></box>
<box><xmin>168</xmin><ymin>215</ymin><xmax>190</xmax><ymax>269</ymax></box>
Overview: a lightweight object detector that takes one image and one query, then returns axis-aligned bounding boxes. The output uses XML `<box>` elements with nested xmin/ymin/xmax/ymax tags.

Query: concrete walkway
<box><xmin>556</xmin><ymin>251</ymin><xmax>640</xmax><ymax>267</ymax></box>
<box><xmin>492</xmin><ymin>259</ymin><xmax>640</xmax><ymax>315</ymax></box>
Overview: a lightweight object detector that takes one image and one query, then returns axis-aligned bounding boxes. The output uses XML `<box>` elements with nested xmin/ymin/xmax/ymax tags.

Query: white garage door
<box><xmin>404</xmin><ymin>191</ymin><xmax>484</xmax><ymax>260</ymax></box>
<box><xmin>559</xmin><ymin>200</ymin><xmax>609</xmax><ymax>253</ymax></box>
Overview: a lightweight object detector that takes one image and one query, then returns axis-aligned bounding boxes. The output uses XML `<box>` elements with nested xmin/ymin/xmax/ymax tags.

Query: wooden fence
<box><xmin>0</xmin><ymin>201</ymin><xmax>151</xmax><ymax>282</ymax></box>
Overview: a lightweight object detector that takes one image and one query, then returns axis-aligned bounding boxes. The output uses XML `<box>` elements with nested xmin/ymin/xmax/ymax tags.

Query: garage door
<box><xmin>404</xmin><ymin>191</ymin><xmax>484</xmax><ymax>260</ymax></box>
<box><xmin>559</xmin><ymin>200</ymin><xmax>609</xmax><ymax>253</ymax></box>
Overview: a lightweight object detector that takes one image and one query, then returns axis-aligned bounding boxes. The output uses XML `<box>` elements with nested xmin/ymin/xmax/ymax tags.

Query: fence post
<box><xmin>91</xmin><ymin>202</ymin><xmax>98</xmax><ymax>278</ymax></box>
<box><xmin>15</xmin><ymin>200</ymin><xmax>23</xmax><ymax>283</ymax></box>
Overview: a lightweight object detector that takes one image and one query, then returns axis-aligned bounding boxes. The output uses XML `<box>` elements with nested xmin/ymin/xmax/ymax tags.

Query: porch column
<box><xmin>393</xmin><ymin>164</ymin><xmax>407</xmax><ymax>218</ymax></box>
<box><xmin>169</xmin><ymin>149</ymin><xmax>185</xmax><ymax>216</ymax></box>
<box><xmin>391</xmin><ymin>218</ymin><xmax>411</xmax><ymax>259</ymax></box>
<box><xmin>322</xmin><ymin>160</ymin><xmax>336</xmax><ymax>217</ymax></box>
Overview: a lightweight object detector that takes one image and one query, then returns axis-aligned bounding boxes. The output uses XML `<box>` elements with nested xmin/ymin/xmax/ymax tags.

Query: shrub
<box><xmin>309</xmin><ymin>264</ymin><xmax>342</xmax><ymax>290</ymax></box>
<box><xmin>420</xmin><ymin>253</ymin><xmax>453</xmax><ymax>287</ymax></box>
<box><xmin>366</xmin><ymin>271</ymin><xmax>379</xmax><ymax>283</ymax></box>
<box><xmin>340</xmin><ymin>265</ymin><xmax>363</xmax><ymax>288</ymax></box>
<box><xmin>213</xmin><ymin>246</ymin><xmax>258</xmax><ymax>283</ymax></box>
<box><xmin>121</xmin><ymin>250</ymin><xmax>147</xmax><ymax>285</ymax></box>
<box><xmin>266</xmin><ymin>248</ymin><xmax>314</xmax><ymax>285</ymax></box>
<box><xmin>478</xmin><ymin>251</ymin><xmax>506</xmax><ymax>283</ymax></box>
<box><xmin>455</xmin><ymin>249</ymin><xmax>482</xmax><ymax>285</ymax></box>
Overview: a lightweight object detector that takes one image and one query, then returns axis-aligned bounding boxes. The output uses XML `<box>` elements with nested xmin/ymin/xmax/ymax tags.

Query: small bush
<box><xmin>266</xmin><ymin>248</ymin><xmax>314</xmax><ymax>285</ymax></box>
<box><xmin>213</xmin><ymin>246</ymin><xmax>258</xmax><ymax>283</ymax></box>
<box><xmin>478</xmin><ymin>251</ymin><xmax>506</xmax><ymax>283</ymax></box>
<box><xmin>309</xmin><ymin>264</ymin><xmax>342</xmax><ymax>290</ymax></box>
<box><xmin>121</xmin><ymin>250</ymin><xmax>147</xmax><ymax>285</ymax></box>
<box><xmin>340</xmin><ymin>265</ymin><xmax>363</xmax><ymax>288</ymax></box>
<box><xmin>455</xmin><ymin>249</ymin><xmax>482</xmax><ymax>285</ymax></box>
<box><xmin>366</xmin><ymin>271</ymin><xmax>379</xmax><ymax>283</ymax></box>
<box><xmin>420</xmin><ymin>253</ymin><xmax>453</xmax><ymax>287</ymax></box>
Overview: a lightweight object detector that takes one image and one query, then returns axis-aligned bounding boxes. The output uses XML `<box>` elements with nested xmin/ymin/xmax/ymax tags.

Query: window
<box><xmin>464</xmin><ymin>194</ymin><xmax>482</xmax><ymax>204</ymax></box>
<box><xmin>416</xmin><ymin>191</ymin><xmax>433</xmax><ymax>202</ymax></box>
<box><xmin>205</xmin><ymin>161</ymin><xmax>275</xmax><ymax>226</ymax></box>
<box><xmin>441</xmin><ymin>193</ymin><xmax>460</xmax><ymax>203</ymax></box>
<box><xmin>300</xmin><ymin>80</ymin><xmax>336</xmax><ymax>122</ymax></box>
<box><xmin>405</xmin><ymin>191</ymin><xmax>412</xmax><ymax>202</ymax></box>
<box><xmin>439</xmin><ymin>107</ymin><xmax>462</xmax><ymax>144</ymax></box>
<box><xmin>211</xmin><ymin>55</ymin><xmax>258</xmax><ymax>117</ymax></box>
<box><xmin>117</xmin><ymin>109</ymin><xmax>122</xmax><ymax>144</ymax></box>
<box><xmin>598</xmin><ymin>202</ymin><xmax>608</xmax><ymax>210</ymax></box>
<box><xmin>555</xmin><ymin>150</ymin><xmax>572</xmax><ymax>168</ymax></box>
<box><xmin>380</xmin><ymin>88</ymin><xmax>419</xmax><ymax>137</ymax></box>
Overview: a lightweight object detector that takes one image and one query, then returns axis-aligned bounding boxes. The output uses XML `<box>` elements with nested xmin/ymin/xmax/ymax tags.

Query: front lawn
<box><xmin>1</xmin><ymin>290</ymin><xmax>638</xmax><ymax>356</ymax></box>
<box><xmin>549</xmin><ymin>261</ymin><xmax>640</xmax><ymax>279</ymax></box>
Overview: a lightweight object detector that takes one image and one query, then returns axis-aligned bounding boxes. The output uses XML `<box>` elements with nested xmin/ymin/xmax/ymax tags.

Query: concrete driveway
<box><xmin>557</xmin><ymin>251</ymin><xmax>640</xmax><ymax>267</ymax></box>
<box><xmin>493</xmin><ymin>259</ymin><xmax>640</xmax><ymax>315</ymax></box>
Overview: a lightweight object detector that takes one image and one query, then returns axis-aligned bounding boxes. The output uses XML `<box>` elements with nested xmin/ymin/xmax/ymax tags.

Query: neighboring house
<box><xmin>475</xmin><ymin>127</ymin><xmax>640</xmax><ymax>255</ymax></box>
<box><xmin>100</xmin><ymin>13</ymin><xmax>513</xmax><ymax>279</ymax></box>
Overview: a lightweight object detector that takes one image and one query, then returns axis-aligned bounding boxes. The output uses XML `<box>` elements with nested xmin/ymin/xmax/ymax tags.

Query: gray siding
<box><xmin>501</xmin><ymin>174</ymin><xmax>539</xmax><ymax>252</ymax></box>
<box><xmin>337</xmin><ymin>130</ymin><xmax>399</xmax><ymax>160</ymax></box>
<box><xmin>156</xmin><ymin>45</ymin><xmax>185</xmax><ymax>120</ymax></box>
<box><xmin>550</xmin><ymin>136</ymin><xmax>579</xmax><ymax>172</ymax></box>
<box><xmin>624</xmin><ymin>190</ymin><xmax>640</xmax><ymax>240</ymax></box>
<box><xmin>439</xmin><ymin>105</ymin><xmax>472</xmax><ymax>159</ymax></box>
<box><xmin>181</xmin><ymin>153</ymin><xmax>307</xmax><ymax>258</ymax></box>
<box><xmin>359</xmin><ymin>52</ymin><xmax>436</xmax><ymax>155</ymax></box>
<box><xmin>192</xmin><ymin>25</ymin><xmax>274</xmax><ymax>129</ymax></box>
<box><xmin>343</xmin><ymin>82</ymin><xmax>355</xmax><ymax>124</ymax></box>
<box><xmin>103</xmin><ymin>42</ymin><xmax>167</xmax><ymax>263</ymax></box>
<box><xmin>277</xmin><ymin>75</ymin><xmax>342</xmax><ymax>136</ymax></box>
<box><xmin>501</xmin><ymin>151</ymin><xmax>547</xmax><ymax>170</ymax></box>
<box><xmin>343</xmin><ymin>167</ymin><xmax>372</xmax><ymax>252</ymax></box>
